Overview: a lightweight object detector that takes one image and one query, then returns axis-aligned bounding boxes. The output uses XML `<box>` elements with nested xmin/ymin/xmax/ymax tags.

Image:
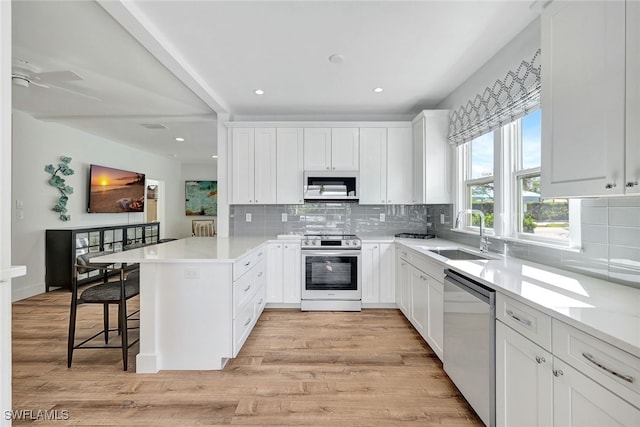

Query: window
<box><xmin>462</xmin><ymin>133</ymin><xmax>494</xmax><ymax>230</ymax></box>
<box><xmin>458</xmin><ymin>109</ymin><xmax>577</xmax><ymax>246</ymax></box>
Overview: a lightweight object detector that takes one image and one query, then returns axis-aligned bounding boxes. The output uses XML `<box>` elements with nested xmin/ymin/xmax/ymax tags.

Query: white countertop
<box><xmin>0</xmin><ymin>265</ymin><xmax>27</xmax><ymax>282</ymax></box>
<box><xmin>93</xmin><ymin>237</ymin><xmax>268</xmax><ymax>264</ymax></box>
<box><xmin>395</xmin><ymin>238</ymin><xmax>640</xmax><ymax>358</ymax></box>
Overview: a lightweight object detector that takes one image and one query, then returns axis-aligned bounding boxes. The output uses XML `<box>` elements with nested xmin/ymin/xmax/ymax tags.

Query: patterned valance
<box><xmin>448</xmin><ymin>48</ymin><xmax>541</xmax><ymax>146</ymax></box>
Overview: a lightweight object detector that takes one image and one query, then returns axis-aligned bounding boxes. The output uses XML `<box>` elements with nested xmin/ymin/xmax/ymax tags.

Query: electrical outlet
<box><xmin>440</xmin><ymin>214</ymin><xmax>445</xmax><ymax>224</ymax></box>
<box><xmin>379</xmin><ymin>213</ymin><xmax>386</xmax><ymax>222</ymax></box>
<box><xmin>184</xmin><ymin>268</ymin><xmax>200</xmax><ymax>279</ymax></box>
<box><xmin>16</xmin><ymin>210</ymin><xmax>24</xmax><ymax>220</ymax></box>
<box><xmin>16</xmin><ymin>200</ymin><xmax>23</xmax><ymax>209</ymax></box>
<box><xmin>281</xmin><ymin>213</ymin><xmax>288</xmax><ymax>222</ymax></box>
<box><xmin>246</xmin><ymin>213</ymin><xmax>252</xmax><ymax>222</ymax></box>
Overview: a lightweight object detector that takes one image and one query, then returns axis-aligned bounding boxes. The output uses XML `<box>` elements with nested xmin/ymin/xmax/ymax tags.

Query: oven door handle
<box><xmin>302</xmin><ymin>250</ymin><xmax>361</xmax><ymax>257</ymax></box>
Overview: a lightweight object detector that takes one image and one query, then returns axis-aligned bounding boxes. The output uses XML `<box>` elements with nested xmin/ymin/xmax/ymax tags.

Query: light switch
<box><xmin>16</xmin><ymin>200</ymin><xmax>23</xmax><ymax>209</ymax></box>
<box><xmin>379</xmin><ymin>213</ymin><xmax>386</xmax><ymax>222</ymax></box>
<box><xmin>246</xmin><ymin>213</ymin><xmax>252</xmax><ymax>222</ymax></box>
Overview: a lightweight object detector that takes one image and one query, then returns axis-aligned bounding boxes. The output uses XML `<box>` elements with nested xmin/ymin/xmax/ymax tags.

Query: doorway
<box><xmin>146</xmin><ymin>179</ymin><xmax>165</xmax><ymax>237</ymax></box>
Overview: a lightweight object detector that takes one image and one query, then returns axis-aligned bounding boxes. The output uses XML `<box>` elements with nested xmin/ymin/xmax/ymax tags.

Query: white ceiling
<box><xmin>11</xmin><ymin>0</ymin><xmax>540</xmax><ymax>163</ymax></box>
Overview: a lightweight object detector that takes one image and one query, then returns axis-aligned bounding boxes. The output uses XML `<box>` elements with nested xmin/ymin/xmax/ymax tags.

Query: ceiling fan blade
<box><xmin>31</xmin><ymin>70</ymin><xmax>83</xmax><ymax>84</ymax></box>
<box><xmin>46</xmin><ymin>83</ymin><xmax>102</xmax><ymax>102</ymax></box>
<box><xmin>28</xmin><ymin>80</ymin><xmax>50</xmax><ymax>89</ymax></box>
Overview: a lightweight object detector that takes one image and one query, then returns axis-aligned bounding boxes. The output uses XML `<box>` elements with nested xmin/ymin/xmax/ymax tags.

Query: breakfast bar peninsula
<box><xmin>94</xmin><ymin>237</ymin><xmax>267</xmax><ymax>373</ymax></box>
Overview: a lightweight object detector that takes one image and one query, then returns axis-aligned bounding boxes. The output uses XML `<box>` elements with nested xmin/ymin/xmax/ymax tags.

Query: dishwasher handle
<box><xmin>444</xmin><ymin>269</ymin><xmax>494</xmax><ymax>301</ymax></box>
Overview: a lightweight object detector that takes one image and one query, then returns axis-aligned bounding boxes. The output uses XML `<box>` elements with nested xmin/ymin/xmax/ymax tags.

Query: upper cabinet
<box><xmin>412</xmin><ymin>110</ymin><xmax>452</xmax><ymax>204</ymax></box>
<box><xmin>627</xmin><ymin>1</ymin><xmax>640</xmax><ymax>194</ymax></box>
<box><xmin>303</xmin><ymin>127</ymin><xmax>359</xmax><ymax>171</ymax></box>
<box><xmin>359</xmin><ymin>126</ymin><xmax>413</xmax><ymax>204</ymax></box>
<box><xmin>231</xmin><ymin>128</ymin><xmax>277</xmax><ymax>204</ymax></box>
<box><xmin>541</xmin><ymin>1</ymin><xmax>634</xmax><ymax>197</ymax></box>
<box><xmin>276</xmin><ymin>128</ymin><xmax>304</xmax><ymax>204</ymax></box>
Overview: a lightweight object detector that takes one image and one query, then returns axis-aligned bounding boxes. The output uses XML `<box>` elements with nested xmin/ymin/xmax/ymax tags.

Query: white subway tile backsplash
<box><xmin>581</xmin><ymin>224</ymin><xmax>609</xmax><ymax>244</ymax></box>
<box><xmin>581</xmin><ymin>206</ymin><xmax>608</xmax><ymax>225</ymax></box>
<box><xmin>608</xmin><ymin>197</ymin><xmax>640</xmax><ymax>207</ymax></box>
<box><xmin>609</xmin><ymin>207</ymin><xmax>640</xmax><ymax>227</ymax></box>
<box><xmin>608</xmin><ymin>227</ymin><xmax>640</xmax><ymax>248</ymax></box>
<box><xmin>581</xmin><ymin>198</ymin><xmax>608</xmax><ymax>207</ymax></box>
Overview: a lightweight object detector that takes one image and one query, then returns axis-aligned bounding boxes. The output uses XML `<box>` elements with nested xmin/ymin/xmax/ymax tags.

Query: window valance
<box><xmin>448</xmin><ymin>48</ymin><xmax>541</xmax><ymax>146</ymax></box>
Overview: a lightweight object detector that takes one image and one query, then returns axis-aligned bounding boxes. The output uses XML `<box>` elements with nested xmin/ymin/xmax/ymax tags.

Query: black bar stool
<box><xmin>67</xmin><ymin>252</ymin><xmax>140</xmax><ymax>371</ymax></box>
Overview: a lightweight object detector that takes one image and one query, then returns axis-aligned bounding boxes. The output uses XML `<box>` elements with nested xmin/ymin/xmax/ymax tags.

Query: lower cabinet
<box><xmin>232</xmin><ymin>251</ymin><xmax>266</xmax><ymax>356</ymax></box>
<box><xmin>395</xmin><ymin>244</ymin><xmax>445</xmax><ymax>361</ymax></box>
<box><xmin>265</xmin><ymin>241</ymin><xmax>301</xmax><ymax>304</ymax></box>
<box><xmin>362</xmin><ymin>242</ymin><xmax>395</xmax><ymax>304</ymax></box>
<box><xmin>496</xmin><ymin>294</ymin><xmax>640</xmax><ymax>427</ymax></box>
<box><xmin>496</xmin><ymin>320</ymin><xmax>553</xmax><ymax>427</ymax></box>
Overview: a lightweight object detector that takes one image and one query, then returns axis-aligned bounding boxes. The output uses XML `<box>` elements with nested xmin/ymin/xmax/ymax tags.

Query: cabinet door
<box><xmin>553</xmin><ymin>358</ymin><xmax>640</xmax><ymax>427</ymax></box>
<box><xmin>303</xmin><ymin>128</ymin><xmax>332</xmax><ymax>170</ymax></box>
<box><xmin>361</xmin><ymin>243</ymin><xmax>380</xmax><ymax>304</ymax></box>
<box><xmin>359</xmin><ymin>128</ymin><xmax>387</xmax><ymax>204</ymax></box>
<box><xmin>331</xmin><ymin>128</ymin><xmax>359</xmax><ymax>170</ymax></box>
<box><xmin>265</xmin><ymin>243</ymin><xmax>284</xmax><ymax>303</ymax></box>
<box><xmin>231</xmin><ymin>128</ymin><xmax>255</xmax><ymax>204</ymax></box>
<box><xmin>282</xmin><ymin>243</ymin><xmax>301</xmax><ymax>303</ymax></box>
<box><xmin>253</xmin><ymin>128</ymin><xmax>277</xmax><ymax>204</ymax></box>
<box><xmin>424</xmin><ymin>111</ymin><xmax>452</xmax><ymax>203</ymax></box>
<box><xmin>541</xmin><ymin>1</ymin><xmax>625</xmax><ymax>197</ymax></box>
<box><xmin>496</xmin><ymin>321</ymin><xmax>553</xmax><ymax>427</ymax></box>
<box><xmin>276</xmin><ymin>128</ymin><xmax>304</xmax><ymax>204</ymax></box>
<box><xmin>387</xmin><ymin>127</ymin><xmax>413</xmax><ymax>204</ymax></box>
<box><xmin>409</xmin><ymin>265</ymin><xmax>428</xmax><ymax>336</ymax></box>
<box><xmin>378</xmin><ymin>243</ymin><xmax>395</xmax><ymax>303</ymax></box>
<box><xmin>412</xmin><ymin>116</ymin><xmax>426</xmax><ymax>204</ymax></box>
<box><xmin>627</xmin><ymin>2</ymin><xmax>640</xmax><ymax>194</ymax></box>
<box><xmin>396</xmin><ymin>256</ymin><xmax>410</xmax><ymax>317</ymax></box>
<box><xmin>426</xmin><ymin>277</ymin><xmax>444</xmax><ymax>360</ymax></box>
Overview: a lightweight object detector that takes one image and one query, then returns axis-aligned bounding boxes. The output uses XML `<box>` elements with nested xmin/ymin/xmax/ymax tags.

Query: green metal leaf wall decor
<box><xmin>44</xmin><ymin>156</ymin><xmax>75</xmax><ymax>221</ymax></box>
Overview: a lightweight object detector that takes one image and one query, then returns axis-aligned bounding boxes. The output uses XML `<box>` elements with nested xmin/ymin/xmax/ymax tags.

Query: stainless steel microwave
<box><xmin>303</xmin><ymin>171</ymin><xmax>359</xmax><ymax>202</ymax></box>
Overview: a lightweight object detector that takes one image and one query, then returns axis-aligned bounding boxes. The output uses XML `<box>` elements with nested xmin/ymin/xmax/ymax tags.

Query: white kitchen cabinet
<box><xmin>265</xmin><ymin>241</ymin><xmax>301</xmax><ymax>304</ymax></box>
<box><xmin>426</xmin><ymin>277</ymin><xmax>443</xmax><ymax>358</ymax></box>
<box><xmin>362</xmin><ymin>242</ymin><xmax>395</xmax><ymax>304</ymax></box>
<box><xmin>553</xmin><ymin>358</ymin><xmax>640</xmax><ymax>427</ymax></box>
<box><xmin>541</xmin><ymin>1</ymin><xmax>627</xmax><ymax>197</ymax></box>
<box><xmin>282</xmin><ymin>242</ymin><xmax>301</xmax><ymax>303</ymax></box>
<box><xmin>409</xmin><ymin>264</ymin><xmax>428</xmax><ymax>336</ymax></box>
<box><xmin>627</xmin><ymin>1</ymin><xmax>640</xmax><ymax>194</ymax></box>
<box><xmin>412</xmin><ymin>110</ymin><xmax>451</xmax><ymax>204</ymax></box>
<box><xmin>276</xmin><ymin>128</ymin><xmax>304</xmax><ymax>204</ymax></box>
<box><xmin>395</xmin><ymin>247</ymin><xmax>410</xmax><ymax>317</ymax></box>
<box><xmin>359</xmin><ymin>127</ymin><xmax>413</xmax><ymax>205</ymax></box>
<box><xmin>359</xmin><ymin>128</ymin><xmax>387</xmax><ymax>205</ymax></box>
<box><xmin>303</xmin><ymin>127</ymin><xmax>359</xmax><ymax>171</ymax></box>
<box><xmin>496</xmin><ymin>321</ymin><xmax>553</xmax><ymax>427</ymax></box>
<box><xmin>231</xmin><ymin>127</ymin><xmax>276</xmax><ymax>204</ymax></box>
<box><xmin>387</xmin><ymin>127</ymin><xmax>413</xmax><ymax>204</ymax></box>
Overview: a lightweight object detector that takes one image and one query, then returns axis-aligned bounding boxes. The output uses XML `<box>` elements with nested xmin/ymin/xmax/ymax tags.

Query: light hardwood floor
<box><xmin>12</xmin><ymin>289</ymin><xmax>482</xmax><ymax>426</ymax></box>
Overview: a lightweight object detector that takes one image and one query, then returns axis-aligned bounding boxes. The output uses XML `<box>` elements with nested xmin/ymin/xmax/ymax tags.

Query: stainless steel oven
<box><xmin>301</xmin><ymin>234</ymin><xmax>362</xmax><ymax>311</ymax></box>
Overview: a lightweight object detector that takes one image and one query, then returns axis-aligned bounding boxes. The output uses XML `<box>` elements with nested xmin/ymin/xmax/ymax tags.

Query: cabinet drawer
<box><xmin>233</xmin><ymin>298</ymin><xmax>255</xmax><ymax>356</ymax></box>
<box><xmin>411</xmin><ymin>253</ymin><xmax>445</xmax><ymax>282</ymax></box>
<box><xmin>396</xmin><ymin>244</ymin><xmax>412</xmax><ymax>262</ymax></box>
<box><xmin>233</xmin><ymin>258</ymin><xmax>265</xmax><ymax>317</ymax></box>
<box><xmin>553</xmin><ymin>319</ymin><xmax>639</xmax><ymax>408</ymax></box>
<box><xmin>233</xmin><ymin>246</ymin><xmax>266</xmax><ymax>281</ymax></box>
<box><xmin>496</xmin><ymin>293</ymin><xmax>552</xmax><ymax>351</ymax></box>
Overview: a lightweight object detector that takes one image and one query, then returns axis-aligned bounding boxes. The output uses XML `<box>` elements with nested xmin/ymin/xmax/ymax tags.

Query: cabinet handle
<box><xmin>582</xmin><ymin>352</ymin><xmax>634</xmax><ymax>383</ymax></box>
<box><xmin>258</xmin><ymin>252</ymin><xmax>263</xmax><ymax>256</ymax></box>
<box><xmin>244</xmin><ymin>260</ymin><xmax>251</xmax><ymax>267</ymax></box>
<box><xmin>244</xmin><ymin>317</ymin><xmax>252</xmax><ymax>326</ymax></box>
<box><xmin>255</xmin><ymin>200</ymin><xmax>258</xmax><ymax>203</ymax></box>
<box><xmin>553</xmin><ymin>369</ymin><xmax>563</xmax><ymax>377</ymax></box>
<box><xmin>605</xmin><ymin>183</ymin><xmax>617</xmax><ymax>189</ymax></box>
<box><xmin>382</xmin><ymin>200</ymin><xmax>385</xmax><ymax>203</ymax></box>
<box><xmin>326</xmin><ymin>167</ymin><xmax>330</xmax><ymax>170</ymax></box>
<box><xmin>332</xmin><ymin>167</ymin><xmax>335</xmax><ymax>170</ymax></box>
<box><xmin>388</xmin><ymin>200</ymin><xmax>391</xmax><ymax>203</ymax></box>
<box><xmin>626</xmin><ymin>181</ymin><xmax>639</xmax><ymax>187</ymax></box>
<box><xmin>419</xmin><ymin>275</ymin><xmax>427</xmax><ymax>281</ymax></box>
<box><xmin>258</xmin><ymin>298</ymin><xmax>263</xmax><ymax>305</ymax></box>
<box><xmin>535</xmin><ymin>356</ymin><xmax>546</xmax><ymax>364</ymax></box>
<box><xmin>258</xmin><ymin>272</ymin><xmax>263</xmax><ymax>278</ymax></box>
<box><xmin>506</xmin><ymin>309</ymin><xmax>532</xmax><ymax>327</ymax></box>
<box><xmin>244</xmin><ymin>285</ymin><xmax>251</xmax><ymax>292</ymax></box>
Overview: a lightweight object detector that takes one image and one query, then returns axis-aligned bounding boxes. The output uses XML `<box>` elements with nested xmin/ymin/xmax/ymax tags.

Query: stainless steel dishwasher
<box><xmin>443</xmin><ymin>268</ymin><xmax>495</xmax><ymax>427</ymax></box>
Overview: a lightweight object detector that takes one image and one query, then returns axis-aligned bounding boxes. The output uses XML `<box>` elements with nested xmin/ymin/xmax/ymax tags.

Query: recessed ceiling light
<box><xmin>254</xmin><ymin>89</ymin><xmax>264</xmax><ymax>95</ymax></box>
<box><xmin>175</xmin><ymin>137</ymin><xmax>185</xmax><ymax>142</ymax></box>
<box><xmin>169</xmin><ymin>154</ymin><xmax>177</xmax><ymax>158</ymax></box>
<box><xmin>373</xmin><ymin>87</ymin><xmax>384</xmax><ymax>93</ymax></box>
<box><xmin>329</xmin><ymin>54</ymin><xmax>345</xmax><ymax>64</ymax></box>
<box><xmin>211</xmin><ymin>155</ymin><xmax>218</xmax><ymax>159</ymax></box>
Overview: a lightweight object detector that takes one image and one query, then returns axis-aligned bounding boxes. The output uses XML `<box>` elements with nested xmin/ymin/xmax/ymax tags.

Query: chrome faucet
<box><xmin>455</xmin><ymin>209</ymin><xmax>490</xmax><ymax>253</ymax></box>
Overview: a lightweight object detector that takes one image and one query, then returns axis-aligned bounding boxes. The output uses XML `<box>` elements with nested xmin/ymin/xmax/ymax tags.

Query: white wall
<box><xmin>0</xmin><ymin>1</ymin><xmax>12</xmax><ymax>423</ymax></box>
<box><xmin>10</xmin><ymin>111</ymin><xmax>184</xmax><ymax>300</ymax></box>
<box><xmin>180</xmin><ymin>162</ymin><xmax>218</xmax><ymax>236</ymax></box>
<box><xmin>437</xmin><ymin>17</ymin><xmax>540</xmax><ymax>110</ymax></box>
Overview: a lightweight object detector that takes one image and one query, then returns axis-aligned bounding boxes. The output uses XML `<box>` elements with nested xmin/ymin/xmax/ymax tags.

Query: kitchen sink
<box><xmin>428</xmin><ymin>248</ymin><xmax>493</xmax><ymax>260</ymax></box>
